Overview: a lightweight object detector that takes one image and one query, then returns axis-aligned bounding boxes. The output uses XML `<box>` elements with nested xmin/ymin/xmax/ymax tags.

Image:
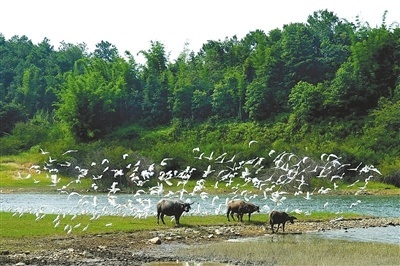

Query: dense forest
<box><xmin>1</xmin><ymin>10</ymin><xmax>399</xmax><ymax>187</ymax></box>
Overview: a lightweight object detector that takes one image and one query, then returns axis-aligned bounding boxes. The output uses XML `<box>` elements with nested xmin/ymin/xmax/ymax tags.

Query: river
<box><xmin>1</xmin><ymin>193</ymin><xmax>399</xmax><ymax>217</ymax></box>
<box><xmin>1</xmin><ymin>192</ymin><xmax>399</xmax><ymax>245</ymax></box>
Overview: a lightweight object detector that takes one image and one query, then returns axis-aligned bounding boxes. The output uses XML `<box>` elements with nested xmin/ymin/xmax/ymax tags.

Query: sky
<box><xmin>1</xmin><ymin>0</ymin><xmax>399</xmax><ymax>63</ymax></box>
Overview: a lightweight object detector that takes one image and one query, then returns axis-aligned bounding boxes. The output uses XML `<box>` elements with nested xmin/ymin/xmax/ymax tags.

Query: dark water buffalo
<box><xmin>156</xmin><ymin>199</ymin><xmax>192</xmax><ymax>225</ymax></box>
<box><xmin>226</xmin><ymin>199</ymin><xmax>260</xmax><ymax>222</ymax></box>
<box><xmin>269</xmin><ymin>211</ymin><xmax>297</xmax><ymax>233</ymax></box>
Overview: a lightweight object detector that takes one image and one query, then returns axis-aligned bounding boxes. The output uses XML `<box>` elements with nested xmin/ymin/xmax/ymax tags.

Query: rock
<box><xmin>15</xmin><ymin>263</ymin><xmax>26</xmax><ymax>266</ymax></box>
<box><xmin>0</xmin><ymin>250</ymin><xmax>10</xmax><ymax>255</ymax></box>
<box><xmin>148</xmin><ymin>237</ymin><xmax>162</xmax><ymax>245</ymax></box>
<box><xmin>214</xmin><ymin>229</ymin><xmax>223</xmax><ymax>235</ymax></box>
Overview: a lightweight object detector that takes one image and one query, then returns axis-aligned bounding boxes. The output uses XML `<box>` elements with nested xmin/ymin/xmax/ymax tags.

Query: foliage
<box><xmin>0</xmin><ymin>10</ymin><xmax>399</xmax><ymax>185</ymax></box>
<box><xmin>55</xmin><ymin>58</ymin><xmax>131</xmax><ymax>140</ymax></box>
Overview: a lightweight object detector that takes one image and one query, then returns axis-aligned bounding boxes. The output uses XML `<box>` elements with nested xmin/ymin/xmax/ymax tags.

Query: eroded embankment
<box><xmin>1</xmin><ymin>217</ymin><xmax>399</xmax><ymax>266</ymax></box>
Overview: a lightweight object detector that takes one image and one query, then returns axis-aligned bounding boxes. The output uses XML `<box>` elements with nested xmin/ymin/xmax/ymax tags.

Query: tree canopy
<box><xmin>1</xmin><ymin>10</ymin><xmax>399</xmax><ymax>184</ymax></box>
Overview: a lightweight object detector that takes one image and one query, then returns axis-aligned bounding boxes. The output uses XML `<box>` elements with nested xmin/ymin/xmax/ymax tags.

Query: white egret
<box><xmin>248</xmin><ymin>140</ymin><xmax>258</xmax><ymax>147</ymax></box>
<box><xmin>204</xmin><ymin>151</ymin><xmax>214</xmax><ymax>160</ymax></box>
<box><xmin>40</xmin><ymin>148</ymin><xmax>50</xmax><ymax>155</ymax></box>
<box><xmin>347</xmin><ymin>180</ymin><xmax>360</xmax><ymax>187</ymax></box>
<box><xmin>304</xmin><ymin>191</ymin><xmax>312</xmax><ymax>200</ymax></box>
<box><xmin>268</xmin><ymin>150</ymin><xmax>276</xmax><ymax>157</ymax></box>
<box><xmin>211</xmin><ymin>195</ymin><xmax>220</xmax><ymax>206</ymax></box>
<box><xmin>348</xmin><ymin>162</ymin><xmax>362</xmax><ymax>171</ymax></box>
<box><xmin>350</xmin><ymin>200</ymin><xmax>361</xmax><ymax>208</ymax></box>
<box><xmin>160</xmin><ymin>158</ymin><xmax>173</xmax><ymax>166</ymax></box>
<box><xmin>62</xmin><ymin>149</ymin><xmax>78</xmax><ymax>155</ymax></box>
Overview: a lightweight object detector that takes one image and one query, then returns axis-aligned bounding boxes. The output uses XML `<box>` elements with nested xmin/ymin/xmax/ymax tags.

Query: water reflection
<box><xmin>312</xmin><ymin>226</ymin><xmax>400</xmax><ymax>245</ymax></box>
<box><xmin>143</xmin><ymin>262</ymin><xmax>231</xmax><ymax>266</ymax></box>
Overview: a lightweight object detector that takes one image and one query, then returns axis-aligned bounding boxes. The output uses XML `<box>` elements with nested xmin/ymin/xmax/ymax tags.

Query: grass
<box><xmin>0</xmin><ymin>155</ymin><xmax>92</xmax><ymax>192</ymax></box>
<box><xmin>181</xmin><ymin>235</ymin><xmax>400</xmax><ymax>266</ymax></box>
<box><xmin>1</xmin><ymin>211</ymin><xmax>398</xmax><ymax>265</ymax></box>
<box><xmin>341</xmin><ymin>180</ymin><xmax>400</xmax><ymax>194</ymax></box>
<box><xmin>0</xmin><ymin>212</ymin><xmax>241</xmax><ymax>239</ymax></box>
<box><xmin>0</xmin><ymin>211</ymin><xmax>158</xmax><ymax>239</ymax></box>
<box><xmin>0</xmin><ymin>211</ymin><xmax>366</xmax><ymax>239</ymax></box>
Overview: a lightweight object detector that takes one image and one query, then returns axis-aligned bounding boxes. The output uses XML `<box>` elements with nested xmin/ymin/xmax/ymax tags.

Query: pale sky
<box><xmin>1</xmin><ymin>0</ymin><xmax>399</xmax><ymax>63</ymax></box>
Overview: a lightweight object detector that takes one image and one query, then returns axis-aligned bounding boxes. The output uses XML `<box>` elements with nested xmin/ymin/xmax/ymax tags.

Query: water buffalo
<box><xmin>269</xmin><ymin>211</ymin><xmax>297</xmax><ymax>233</ymax></box>
<box><xmin>156</xmin><ymin>199</ymin><xmax>192</xmax><ymax>225</ymax></box>
<box><xmin>226</xmin><ymin>199</ymin><xmax>260</xmax><ymax>222</ymax></box>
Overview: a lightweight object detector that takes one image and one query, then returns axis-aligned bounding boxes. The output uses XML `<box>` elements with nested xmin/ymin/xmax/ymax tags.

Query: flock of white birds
<box><xmin>8</xmin><ymin>141</ymin><xmax>382</xmax><ymax>234</ymax></box>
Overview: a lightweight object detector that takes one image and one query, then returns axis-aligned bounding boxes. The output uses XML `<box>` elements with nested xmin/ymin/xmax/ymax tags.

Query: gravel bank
<box><xmin>1</xmin><ymin>217</ymin><xmax>399</xmax><ymax>266</ymax></box>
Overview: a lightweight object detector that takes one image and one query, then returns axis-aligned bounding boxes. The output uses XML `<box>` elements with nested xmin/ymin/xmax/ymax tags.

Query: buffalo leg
<box><xmin>160</xmin><ymin>214</ymin><xmax>166</xmax><ymax>225</ymax></box>
<box><xmin>175</xmin><ymin>214</ymin><xmax>181</xmax><ymax>225</ymax></box>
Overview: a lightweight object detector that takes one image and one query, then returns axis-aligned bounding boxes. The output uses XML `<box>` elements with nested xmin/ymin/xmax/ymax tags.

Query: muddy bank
<box><xmin>1</xmin><ymin>217</ymin><xmax>399</xmax><ymax>266</ymax></box>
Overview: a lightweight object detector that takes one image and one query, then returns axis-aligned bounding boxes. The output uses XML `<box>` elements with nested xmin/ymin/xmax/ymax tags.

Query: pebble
<box><xmin>148</xmin><ymin>237</ymin><xmax>161</xmax><ymax>244</ymax></box>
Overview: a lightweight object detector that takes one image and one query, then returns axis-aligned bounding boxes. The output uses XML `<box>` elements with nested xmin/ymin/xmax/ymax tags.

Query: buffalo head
<box><xmin>182</xmin><ymin>202</ymin><xmax>194</xmax><ymax>212</ymax></box>
<box><xmin>288</xmin><ymin>215</ymin><xmax>297</xmax><ymax>224</ymax></box>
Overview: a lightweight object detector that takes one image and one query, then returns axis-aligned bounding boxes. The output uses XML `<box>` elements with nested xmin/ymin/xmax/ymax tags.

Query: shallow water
<box><xmin>312</xmin><ymin>225</ymin><xmax>400</xmax><ymax>245</ymax></box>
<box><xmin>143</xmin><ymin>262</ymin><xmax>231</xmax><ymax>266</ymax></box>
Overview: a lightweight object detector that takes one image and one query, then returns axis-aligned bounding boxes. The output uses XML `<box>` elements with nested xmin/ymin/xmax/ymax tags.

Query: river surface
<box><xmin>311</xmin><ymin>226</ymin><xmax>400</xmax><ymax>245</ymax></box>
<box><xmin>1</xmin><ymin>193</ymin><xmax>399</xmax><ymax>217</ymax></box>
<box><xmin>1</xmin><ymin>193</ymin><xmax>399</xmax><ymax>245</ymax></box>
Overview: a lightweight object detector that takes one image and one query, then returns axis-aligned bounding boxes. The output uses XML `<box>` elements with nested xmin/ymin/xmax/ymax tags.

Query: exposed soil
<box><xmin>1</xmin><ymin>217</ymin><xmax>399</xmax><ymax>266</ymax></box>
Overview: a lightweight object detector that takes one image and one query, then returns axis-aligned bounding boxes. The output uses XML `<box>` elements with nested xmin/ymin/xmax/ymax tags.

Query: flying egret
<box><xmin>248</xmin><ymin>140</ymin><xmax>258</xmax><ymax>147</ymax></box>
<box><xmin>204</xmin><ymin>151</ymin><xmax>214</xmax><ymax>160</ymax></box>
<box><xmin>160</xmin><ymin>158</ymin><xmax>173</xmax><ymax>166</ymax></box>
<box><xmin>192</xmin><ymin>147</ymin><xmax>200</xmax><ymax>153</ymax></box>
<box><xmin>40</xmin><ymin>148</ymin><xmax>49</xmax><ymax>155</ymax></box>
<box><xmin>350</xmin><ymin>200</ymin><xmax>361</xmax><ymax>208</ymax></box>
<box><xmin>268</xmin><ymin>150</ymin><xmax>276</xmax><ymax>157</ymax></box>
<box><xmin>62</xmin><ymin>149</ymin><xmax>78</xmax><ymax>155</ymax></box>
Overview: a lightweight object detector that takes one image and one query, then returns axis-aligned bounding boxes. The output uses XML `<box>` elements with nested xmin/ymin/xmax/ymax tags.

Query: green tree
<box><xmin>92</xmin><ymin>40</ymin><xmax>119</xmax><ymax>62</ymax></box>
<box><xmin>306</xmin><ymin>9</ymin><xmax>353</xmax><ymax>80</ymax></box>
<box><xmin>55</xmin><ymin>58</ymin><xmax>127</xmax><ymax>141</ymax></box>
<box><xmin>281</xmin><ymin>23</ymin><xmax>320</xmax><ymax>87</ymax></box>
<box><xmin>288</xmin><ymin>81</ymin><xmax>325</xmax><ymax>124</ymax></box>
<box><xmin>244</xmin><ymin>29</ymin><xmax>286</xmax><ymax>120</ymax></box>
<box><xmin>171</xmin><ymin>50</ymin><xmax>194</xmax><ymax>120</ymax></box>
<box><xmin>326</xmin><ymin>26</ymin><xmax>399</xmax><ymax>116</ymax></box>
<box><xmin>139</xmin><ymin>41</ymin><xmax>171</xmax><ymax>125</ymax></box>
<box><xmin>212</xmin><ymin>67</ymin><xmax>245</xmax><ymax>119</ymax></box>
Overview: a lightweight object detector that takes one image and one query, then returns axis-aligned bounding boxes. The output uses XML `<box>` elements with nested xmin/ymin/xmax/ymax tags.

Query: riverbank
<box><xmin>1</xmin><ymin>217</ymin><xmax>399</xmax><ymax>266</ymax></box>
